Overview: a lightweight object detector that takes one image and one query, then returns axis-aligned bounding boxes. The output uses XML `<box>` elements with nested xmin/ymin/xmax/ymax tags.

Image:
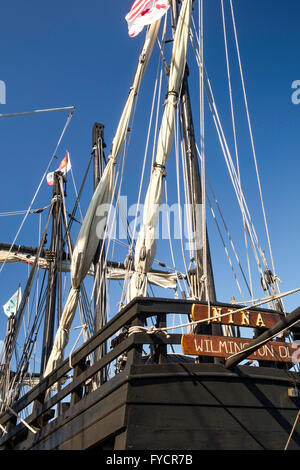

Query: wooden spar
<box><xmin>0</xmin><ymin>243</ymin><xmax>179</xmax><ymax>278</ymax></box>
<box><xmin>92</xmin><ymin>123</ymin><xmax>107</xmax><ymax>383</ymax></box>
<box><xmin>40</xmin><ymin>173</ymin><xmax>63</xmax><ymax>374</ymax></box>
<box><xmin>0</xmin><ymin>106</ymin><xmax>75</xmax><ymax>119</ymax></box>
<box><xmin>225</xmin><ymin>305</ymin><xmax>300</xmax><ymax>369</ymax></box>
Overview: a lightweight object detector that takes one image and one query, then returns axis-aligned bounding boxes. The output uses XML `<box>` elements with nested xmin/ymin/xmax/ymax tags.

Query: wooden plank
<box><xmin>181</xmin><ymin>334</ymin><xmax>299</xmax><ymax>363</ymax></box>
<box><xmin>191</xmin><ymin>304</ymin><xmax>281</xmax><ymax>329</ymax></box>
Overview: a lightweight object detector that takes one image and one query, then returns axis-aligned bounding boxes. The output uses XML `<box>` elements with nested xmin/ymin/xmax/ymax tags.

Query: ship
<box><xmin>0</xmin><ymin>0</ymin><xmax>300</xmax><ymax>451</ymax></box>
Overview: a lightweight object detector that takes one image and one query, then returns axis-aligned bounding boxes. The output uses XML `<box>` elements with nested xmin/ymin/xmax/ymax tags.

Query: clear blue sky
<box><xmin>0</xmin><ymin>0</ymin><xmax>300</xmax><ymax>352</ymax></box>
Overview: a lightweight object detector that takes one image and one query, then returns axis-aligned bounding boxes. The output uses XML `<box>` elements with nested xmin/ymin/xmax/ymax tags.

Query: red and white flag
<box><xmin>125</xmin><ymin>0</ymin><xmax>170</xmax><ymax>37</ymax></box>
<box><xmin>47</xmin><ymin>150</ymin><xmax>72</xmax><ymax>186</ymax></box>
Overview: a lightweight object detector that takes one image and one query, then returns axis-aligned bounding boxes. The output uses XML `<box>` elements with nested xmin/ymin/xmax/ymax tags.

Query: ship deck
<box><xmin>0</xmin><ymin>297</ymin><xmax>299</xmax><ymax>450</ymax></box>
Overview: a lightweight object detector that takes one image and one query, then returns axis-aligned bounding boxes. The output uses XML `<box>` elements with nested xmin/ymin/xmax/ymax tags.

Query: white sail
<box><xmin>107</xmin><ymin>267</ymin><xmax>177</xmax><ymax>290</ymax></box>
<box><xmin>127</xmin><ymin>0</ymin><xmax>193</xmax><ymax>302</ymax></box>
<box><xmin>43</xmin><ymin>20</ymin><xmax>161</xmax><ymax>377</ymax></box>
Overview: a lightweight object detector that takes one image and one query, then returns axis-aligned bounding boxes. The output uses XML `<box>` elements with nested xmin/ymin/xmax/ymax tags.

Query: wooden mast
<box><xmin>92</xmin><ymin>123</ymin><xmax>107</xmax><ymax>383</ymax></box>
<box><xmin>40</xmin><ymin>172</ymin><xmax>64</xmax><ymax>374</ymax></box>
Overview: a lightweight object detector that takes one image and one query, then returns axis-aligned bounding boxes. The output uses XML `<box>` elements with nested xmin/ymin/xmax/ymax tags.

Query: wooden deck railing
<box><xmin>0</xmin><ymin>297</ymin><xmax>286</xmax><ymax>447</ymax></box>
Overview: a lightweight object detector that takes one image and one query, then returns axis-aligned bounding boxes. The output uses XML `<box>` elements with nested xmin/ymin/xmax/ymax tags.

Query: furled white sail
<box><xmin>43</xmin><ymin>21</ymin><xmax>161</xmax><ymax>377</ymax></box>
<box><xmin>44</xmin><ymin>161</ymin><xmax>115</xmax><ymax>377</ymax></box>
<box><xmin>127</xmin><ymin>0</ymin><xmax>193</xmax><ymax>302</ymax></box>
<box><xmin>107</xmin><ymin>267</ymin><xmax>177</xmax><ymax>290</ymax></box>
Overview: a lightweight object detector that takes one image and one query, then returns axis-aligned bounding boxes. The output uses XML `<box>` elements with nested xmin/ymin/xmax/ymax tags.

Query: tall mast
<box><xmin>40</xmin><ymin>172</ymin><xmax>63</xmax><ymax>374</ymax></box>
<box><xmin>180</xmin><ymin>77</ymin><xmax>216</xmax><ymax>303</ymax></box>
<box><xmin>92</xmin><ymin>123</ymin><xmax>107</xmax><ymax>382</ymax></box>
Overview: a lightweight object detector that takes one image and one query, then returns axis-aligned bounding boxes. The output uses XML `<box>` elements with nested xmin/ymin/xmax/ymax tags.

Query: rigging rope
<box><xmin>0</xmin><ymin>399</ymin><xmax>37</xmax><ymax>434</ymax></box>
<box><xmin>284</xmin><ymin>410</ymin><xmax>300</xmax><ymax>450</ymax></box>
<box><xmin>220</xmin><ymin>0</ymin><xmax>254</xmax><ymax>301</ymax></box>
<box><xmin>206</xmin><ymin>191</ymin><xmax>245</xmax><ymax>301</ymax></box>
<box><xmin>0</xmin><ymin>109</ymin><xmax>74</xmax><ymax>276</ymax></box>
<box><xmin>175</xmin><ymin>109</ymin><xmax>192</xmax><ymax>293</ymax></box>
<box><xmin>119</xmin><ymin>15</ymin><xmax>168</xmax><ymax>307</ymax></box>
<box><xmin>190</xmin><ymin>21</ymin><xmax>268</xmax><ymax>287</ymax></box>
<box><xmin>190</xmin><ymin>35</ymin><xmax>277</xmax><ymax>306</ymax></box>
<box><xmin>0</xmin><ymin>205</ymin><xmax>51</xmax><ymax>217</ymax></box>
<box><xmin>204</xmin><ymin>168</ymin><xmax>251</xmax><ymax>297</ymax></box>
<box><xmin>229</xmin><ymin>0</ymin><xmax>277</xmax><ymax>281</ymax></box>
<box><xmin>164</xmin><ymin>179</ymin><xmax>189</xmax><ymax>298</ymax></box>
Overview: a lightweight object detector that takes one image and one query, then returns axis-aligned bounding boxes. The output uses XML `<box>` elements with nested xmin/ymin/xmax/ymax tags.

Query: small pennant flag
<box><xmin>47</xmin><ymin>150</ymin><xmax>72</xmax><ymax>186</ymax></box>
<box><xmin>125</xmin><ymin>0</ymin><xmax>170</xmax><ymax>37</ymax></box>
<box><xmin>3</xmin><ymin>287</ymin><xmax>22</xmax><ymax>318</ymax></box>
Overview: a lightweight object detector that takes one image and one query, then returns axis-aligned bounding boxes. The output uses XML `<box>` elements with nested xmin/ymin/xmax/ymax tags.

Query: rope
<box><xmin>0</xmin><ymin>204</ymin><xmax>51</xmax><ymax>217</ymax></box>
<box><xmin>189</xmin><ymin>22</ymin><xmax>276</xmax><ymax>305</ymax></box>
<box><xmin>204</xmin><ymin>169</ymin><xmax>251</xmax><ymax>297</ymax></box>
<box><xmin>164</xmin><ymin>179</ymin><xmax>188</xmax><ymax>297</ymax></box>
<box><xmin>119</xmin><ymin>17</ymin><xmax>168</xmax><ymax>307</ymax></box>
<box><xmin>69</xmin><ymin>324</ymin><xmax>88</xmax><ymax>369</ymax></box>
<box><xmin>175</xmin><ymin>110</ymin><xmax>193</xmax><ymax>293</ymax></box>
<box><xmin>128</xmin><ymin>325</ymin><xmax>170</xmax><ymax>339</ymax></box>
<box><xmin>226</xmin><ymin>315</ymin><xmax>300</xmax><ymax>363</ymax></box>
<box><xmin>220</xmin><ymin>0</ymin><xmax>253</xmax><ymax>301</ymax></box>
<box><xmin>284</xmin><ymin>410</ymin><xmax>300</xmax><ymax>450</ymax></box>
<box><xmin>70</xmin><ymin>168</ymin><xmax>84</xmax><ymax>222</ymax></box>
<box><xmin>88</xmin><ymin>94</ymin><xmax>137</xmax><ymax>319</ymax></box>
<box><xmin>126</xmin><ymin>287</ymin><xmax>300</xmax><ymax>336</ymax></box>
<box><xmin>0</xmin><ymin>399</ymin><xmax>37</xmax><ymax>434</ymax></box>
<box><xmin>206</xmin><ymin>191</ymin><xmax>245</xmax><ymax>301</ymax></box>
<box><xmin>229</xmin><ymin>0</ymin><xmax>277</xmax><ymax>280</ymax></box>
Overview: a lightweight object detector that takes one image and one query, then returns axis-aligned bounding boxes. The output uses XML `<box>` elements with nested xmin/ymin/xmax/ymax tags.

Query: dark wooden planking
<box><xmin>127</xmin><ymin>364</ymin><xmax>300</xmax><ymax>409</ymax></box>
<box><xmin>10</xmin><ymin>374</ymin><xmax>130</xmax><ymax>450</ymax></box>
<box><xmin>3</xmin><ymin>362</ymin><xmax>300</xmax><ymax>450</ymax></box>
<box><xmin>124</xmin><ymin>404</ymin><xmax>300</xmax><ymax>450</ymax></box>
<box><xmin>0</xmin><ymin>303</ymin><xmax>140</xmax><ymax>428</ymax></box>
<box><xmin>0</xmin><ymin>335</ymin><xmax>135</xmax><ymax>438</ymax></box>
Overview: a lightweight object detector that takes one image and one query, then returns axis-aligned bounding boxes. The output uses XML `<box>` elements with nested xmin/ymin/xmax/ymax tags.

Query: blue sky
<box><xmin>0</xmin><ymin>0</ymin><xmax>300</xmax><ymax>354</ymax></box>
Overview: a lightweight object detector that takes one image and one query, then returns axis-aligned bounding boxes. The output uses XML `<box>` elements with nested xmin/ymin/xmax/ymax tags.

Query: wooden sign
<box><xmin>191</xmin><ymin>304</ymin><xmax>281</xmax><ymax>329</ymax></box>
<box><xmin>181</xmin><ymin>334</ymin><xmax>299</xmax><ymax>363</ymax></box>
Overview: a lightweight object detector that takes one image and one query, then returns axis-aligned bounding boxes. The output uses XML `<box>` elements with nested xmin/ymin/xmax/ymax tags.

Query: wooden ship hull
<box><xmin>1</xmin><ymin>298</ymin><xmax>300</xmax><ymax>451</ymax></box>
